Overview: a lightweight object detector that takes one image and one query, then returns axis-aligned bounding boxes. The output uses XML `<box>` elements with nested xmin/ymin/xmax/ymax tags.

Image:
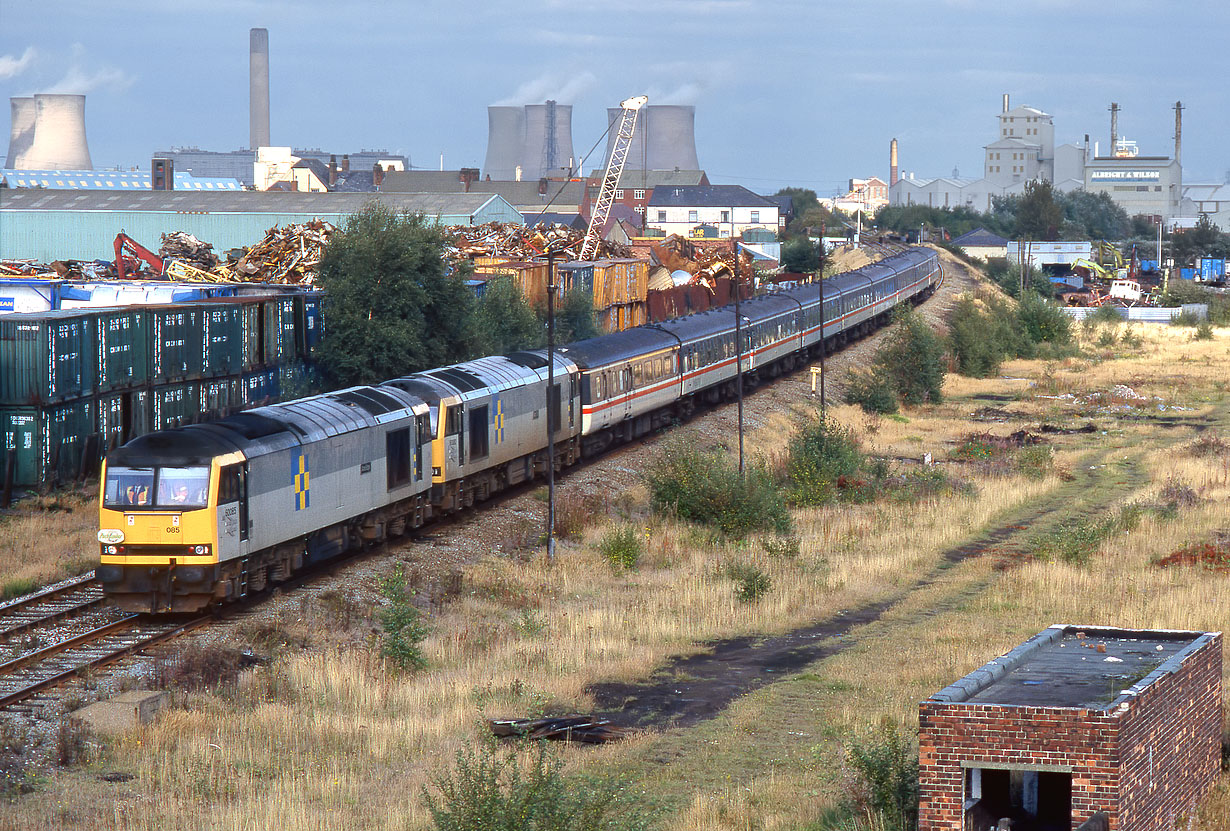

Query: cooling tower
<box><xmin>604</xmin><ymin>105</ymin><xmax>699</xmax><ymax>171</ymax></box>
<box><xmin>520</xmin><ymin>101</ymin><xmax>574</xmax><ymax>180</ymax></box>
<box><xmin>250</xmin><ymin>28</ymin><xmax>271</xmax><ymax>149</ymax></box>
<box><xmin>6</xmin><ymin>97</ymin><xmax>35</xmax><ymax>169</ymax></box>
<box><xmin>22</xmin><ymin>94</ymin><xmax>92</xmax><ymax>170</ymax></box>
<box><xmin>484</xmin><ymin>106</ymin><xmax>525</xmax><ymax>180</ymax></box>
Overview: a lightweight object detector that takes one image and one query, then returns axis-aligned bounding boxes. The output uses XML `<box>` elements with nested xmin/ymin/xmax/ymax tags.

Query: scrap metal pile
<box><xmin>646</xmin><ymin>234</ymin><xmax>752</xmax><ymax>292</ymax></box>
<box><xmin>446</xmin><ymin>222</ymin><xmax>632</xmax><ymax>262</ymax></box>
<box><xmin>158</xmin><ymin>232</ymin><xmax>218</xmax><ymax>271</ymax></box>
<box><xmin>222</xmin><ymin>220</ymin><xmax>336</xmax><ymax>284</ymax></box>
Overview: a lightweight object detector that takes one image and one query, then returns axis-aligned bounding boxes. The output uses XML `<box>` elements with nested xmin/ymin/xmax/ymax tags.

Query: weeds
<box><xmin>423</xmin><ymin>742</ymin><xmax>652</xmax><ymax>831</ymax></box>
<box><xmin>1030</xmin><ymin>504</ymin><xmax>1141</xmax><ymax>566</ymax></box>
<box><xmin>598</xmin><ymin>526</ymin><xmax>643</xmax><ymax>572</ymax></box>
<box><xmin>1187</xmin><ymin>432</ymin><xmax>1229</xmax><ymax>458</ymax></box>
<box><xmin>763</xmin><ymin>535</ymin><xmax>801</xmax><ymax>559</ymax></box>
<box><xmin>0</xmin><ymin>720</ymin><xmax>33</xmax><ymax>799</ymax></box>
<box><xmin>554</xmin><ymin>492</ymin><xmax>608</xmax><ymax>541</ymax></box>
<box><xmin>726</xmin><ymin>562</ymin><xmax>771</xmax><ymax>603</ymax></box>
<box><xmin>54</xmin><ymin>718</ymin><xmax>90</xmax><ymax>767</ymax></box>
<box><xmin>0</xmin><ymin>578</ymin><xmax>38</xmax><ymax>603</ymax></box>
<box><xmin>787</xmin><ymin>417</ymin><xmax>867</xmax><ymax>506</ymax></box>
<box><xmin>830</xmin><ymin>721</ymin><xmax>919</xmax><ymax>831</ymax></box>
<box><xmin>378</xmin><ymin>564</ymin><xmax>429</xmax><ymax>672</ymax></box>
<box><xmin>1194</xmin><ymin>321</ymin><xmax>1215</xmax><ymax>341</ymax></box>
<box><xmin>1016</xmin><ymin>445</ymin><xmax>1054</xmax><ymax>480</ymax></box>
<box><xmin>645</xmin><ymin>440</ymin><xmax>790</xmax><ymax>538</ymax></box>
<box><xmin>844</xmin><ymin>369</ymin><xmax>899</xmax><ymax>415</ymax></box>
<box><xmin>154</xmin><ymin>644</ymin><xmax>251</xmax><ymax>692</ymax></box>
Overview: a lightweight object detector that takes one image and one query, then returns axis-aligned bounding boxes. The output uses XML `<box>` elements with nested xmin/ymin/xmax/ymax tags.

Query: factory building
<box><xmin>151</xmin><ymin>148</ymin><xmax>408</xmax><ymax>188</ymax></box>
<box><xmin>0</xmin><ymin>169</ymin><xmax>241</xmax><ymax>190</ymax></box>
<box><xmin>1084</xmin><ymin>156</ymin><xmax>1182</xmax><ymax>224</ymax></box>
<box><xmin>0</xmin><ymin>191</ymin><xmax>522</xmax><ymax>262</ymax></box>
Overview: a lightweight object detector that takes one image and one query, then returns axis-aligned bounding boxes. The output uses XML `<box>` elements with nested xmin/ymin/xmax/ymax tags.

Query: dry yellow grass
<box><xmin>0</xmin><ymin>491</ymin><xmax>97</xmax><ymax>597</ymax></box>
<box><xmin>11</xmin><ymin>319</ymin><xmax>1230</xmax><ymax>831</ymax></box>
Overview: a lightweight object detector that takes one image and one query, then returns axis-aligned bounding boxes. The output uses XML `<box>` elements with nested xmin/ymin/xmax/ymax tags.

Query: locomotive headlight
<box><xmin>192</xmin><ymin>545</ymin><xmax>210</xmax><ymax>555</ymax></box>
<box><xmin>105</xmin><ymin>545</ymin><xmax>118</xmax><ymax>555</ymax></box>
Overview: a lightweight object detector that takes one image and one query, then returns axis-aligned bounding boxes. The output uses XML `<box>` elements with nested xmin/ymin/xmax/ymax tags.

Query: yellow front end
<box><xmin>98</xmin><ymin>459</ymin><xmax>222</xmax><ymax>613</ymax></box>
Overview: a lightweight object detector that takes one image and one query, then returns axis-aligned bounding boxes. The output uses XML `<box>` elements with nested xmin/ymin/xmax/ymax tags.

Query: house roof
<box><xmin>524</xmin><ymin>212</ymin><xmax>585</xmax><ymax>230</ymax></box>
<box><xmin>380</xmin><ymin>171</ymin><xmax>586</xmax><ymax>209</ymax></box>
<box><xmin>647</xmin><ymin>184</ymin><xmax>775</xmax><ymax>208</ymax></box>
<box><xmin>290</xmin><ymin>157</ymin><xmax>330</xmax><ymax>185</ymax></box>
<box><xmin>985</xmin><ymin>138</ymin><xmax>1043</xmax><ymax>150</ymax></box>
<box><xmin>951</xmin><ymin>227</ymin><xmax>1008</xmax><ymax>247</ymax></box>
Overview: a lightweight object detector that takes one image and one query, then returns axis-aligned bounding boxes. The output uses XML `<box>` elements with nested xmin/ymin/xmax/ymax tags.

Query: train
<box><xmin>97</xmin><ymin>247</ymin><xmax>940</xmax><ymax>613</ymax></box>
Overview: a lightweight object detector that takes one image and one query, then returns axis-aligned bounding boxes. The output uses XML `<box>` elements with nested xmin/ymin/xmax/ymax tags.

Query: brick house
<box><xmin>580</xmin><ymin>169</ymin><xmax>709</xmax><ymax>224</ymax></box>
<box><xmin>645</xmin><ymin>184</ymin><xmax>779</xmax><ymax>239</ymax></box>
<box><xmin>919</xmin><ymin>625</ymin><xmax>1222</xmax><ymax>831</ymax></box>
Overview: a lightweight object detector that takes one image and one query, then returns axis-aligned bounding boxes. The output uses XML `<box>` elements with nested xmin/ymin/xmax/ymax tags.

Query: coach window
<box><xmin>387</xmin><ymin>428</ymin><xmax>412</xmax><ymax>490</ymax></box>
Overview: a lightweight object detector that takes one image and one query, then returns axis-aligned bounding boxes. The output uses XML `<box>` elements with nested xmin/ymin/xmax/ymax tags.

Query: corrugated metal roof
<box><xmin>0</xmin><ymin>189</ymin><xmax>512</xmax><ymax>215</ymax></box>
<box><xmin>647</xmin><ymin>184</ymin><xmax>775</xmax><ymax>208</ymax></box>
<box><xmin>951</xmin><ymin>228</ymin><xmax>1009</xmax><ymax>247</ymax></box>
<box><xmin>1</xmin><ymin>169</ymin><xmax>242</xmax><ymax>190</ymax></box>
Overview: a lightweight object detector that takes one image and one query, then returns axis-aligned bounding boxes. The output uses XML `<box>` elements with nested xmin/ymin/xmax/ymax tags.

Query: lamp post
<box><xmin>545</xmin><ymin>249</ymin><xmax>557</xmax><ymax>561</ymax></box>
<box><xmin>733</xmin><ymin>242</ymin><xmax>744</xmax><ymax>476</ymax></box>
<box><xmin>817</xmin><ymin>236</ymin><xmax>826</xmax><ymax>417</ymax></box>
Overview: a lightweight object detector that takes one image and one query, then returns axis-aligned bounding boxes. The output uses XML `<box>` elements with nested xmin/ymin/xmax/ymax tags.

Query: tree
<box><xmin>1172</xmin><ymin>214</ymin><xmax>1225</xmax><ymax>265</ymax></box>
<box><xmin>314</xmin><ymin>203</ymin><xmax>476</xmax><ymax>387</ymax></box>
<box><xmin>473</xmin><ymin>277</ymin><xmax>542</xmax><ymax>355</ymax></box>
<box><xmin>873</xmin><ymin>306</ymin><xmax>945</xmax><ymax>406</ymax></box>
<box><xmin>1055</xmin><ymin>190</ymin><xmax>1130</xmax><ymax>240</ymax></box>
<box><xmin>1016</xmin><ymin>180</ymin><xmax>1063</xmax><ymax>240</ymax></box>
<box><xmin>554</xmin><ymin>289</ymin><xmax>599</xmax><ymax>344</ymax></box>
<box><xmin>780</xmin><ymin>236</ymin><xmax>821</xmax><ymax>272</ymax></box>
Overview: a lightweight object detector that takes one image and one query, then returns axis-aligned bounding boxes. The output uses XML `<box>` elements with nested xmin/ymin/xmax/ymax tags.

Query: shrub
<box><xmin>888</xmin><ymin>467</ymin><xmax>973</xmax><ymax>502</ymax></box>
<box><xmin>155</xmin><ymin>644</ymin><xmax>250</xmax><ymax>691</ymax></box>
<box><xmin>1086</xmin><ymin>303</ymin><xmax>1124</xmax><ymax>326</ymax></box>
<box><xmin>1195</xmin><ymin>320</ymin><xmax>1214</xmax><ymax>340</ymax></box>
<box><xmin>1016</xmin><ymin>445</ymin><xmax>1054</xmax><ymax>480</ymax></box>
<box><xmin>787</xmin><ymin>417</ymin><xmax>865</xmax><ymax>506</ymax></box>
<box><xmin>1171</xmin><ymin>309</ymin><xmax>1203</xmax><ymax>328</ymax></box>
<box><xmin>762</xmin><ymin>535</ymin><xmax>801</xmax><ymax>559</ymax></box>
<box><xmin>1016</xmin><ymin>292</ymin><xmax>1072</xmax><ymax>347</ymax></box>
<box><xmin>840</xmin><ymin>722</ymin><xmax>920</xmax><ymax>831</ymax></box>
<box><xmin>423</xmin><ymin>742</ymin><xmax>652</xmax><ymax>831</ymax></box>
<box><xmin>645</xmin><ymin>441</ymin><xmax>790</xmax><ymax>538</ymax></box>
<box><xmin>726</xmin><ymin>562</ymin><xmax>771</xmax><ymax>603</ymax></box>
<box><xmin>874</xmin><ymin>306</ymin><xmax>944</xmax><ymax>405</ymax></box>
<box><xmin>379</xmin><ymin>565</ymin><xmax>429</xmax><ymax>671</ymax></box>
<box><xmin>598</xmin><ymin>526</ymin><xmax>643</xmax><ymax>572</ymax></box>
<box><xmin>844</xmin><ymin>368</ymin><xmax>899</xmax><ymax>414</ymax></box>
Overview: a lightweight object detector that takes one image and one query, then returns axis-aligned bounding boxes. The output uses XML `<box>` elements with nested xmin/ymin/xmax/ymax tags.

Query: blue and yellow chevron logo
<box><xmin>293</xmin><ymin>452</ymin><xmax>310</xmax><ymax>510</ymax></box>
<box><xmin>494</xmin><ymin>397</ymin><xmax>505</xmax><ymax>444</ymax></box>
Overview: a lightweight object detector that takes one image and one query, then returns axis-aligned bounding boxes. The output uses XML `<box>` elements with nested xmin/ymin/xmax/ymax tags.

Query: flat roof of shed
<box><xmin>929</xmin><ymin>624</ymin><xmax>1216</xmax><ymax>711</ymax></box>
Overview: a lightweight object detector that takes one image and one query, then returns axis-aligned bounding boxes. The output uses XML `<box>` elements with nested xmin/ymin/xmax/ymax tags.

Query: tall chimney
<box><xmin>1002</xmin><ymin>93</ymin><xmax>1009</xmax><ymax>114</ymax></box>
<box><xmin>890</xmin><ymin>138</ymin><xmax>899</xmax><ymax>186</ymax></box>
<box><xmin>1108</xmin><ymin>102</ymin><xmax>1119</xmax><ymax>158</ymax></box>
<box><xmin>249</xmin><ymin>28</ymin><xmax>270</xmax><ymax>150</ymax></box>
<box><xmin>341</xmin><ymin>154</ymin><xmax>350</xmax><ymax>173</ymax></box>
<box><xmin>372</xmin><ymin>162</ymin><xmax>384</xmax><ymax>189</ymax></box>
<box><xmin>1174</xmin><ymin>100</ymin><xmax>1183</xmax><ymax>167</ymax></box>
<box><xmin>328</xmin><ymin>154</ymin><xmax>337</xmax><ymax>187</ymax></box>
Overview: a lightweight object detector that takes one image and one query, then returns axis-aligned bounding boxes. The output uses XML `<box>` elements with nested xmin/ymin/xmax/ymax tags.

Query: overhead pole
<box><xmin>545</xmin><ymin>250</ymin><xmax>558</xmax><ymax>561</ymax></box>
<box><xmin>734</xmin><ymin>242</ymin><xmax>745</xmax><ymax>476</ymax></box>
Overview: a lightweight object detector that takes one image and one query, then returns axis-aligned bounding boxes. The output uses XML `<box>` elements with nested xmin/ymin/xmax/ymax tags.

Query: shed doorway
<box><xmin>964</xmin><ymin>768</ymin><xmax>1071</xmax><ymax>831</ymax></box>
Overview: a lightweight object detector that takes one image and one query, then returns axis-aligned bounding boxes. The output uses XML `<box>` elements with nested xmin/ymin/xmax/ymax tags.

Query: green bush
<box><xmin>726</xmin><ymin>562</ymin><xmax>771</xmax><ymax>603</ymax></box>
<box><xmin>1016</xmin><ymin>292</ymin><xmax>1072</xmax><ymax>347</ymax></box>
<box><xmin>787</xmin><ymin>416</ymin><xmax>866</xmax><ymax>506</ymax></box>
<box><xmin>598</xmin><ymin>526</ymin><xmax>643</xmax><ymax>572</ymax></box>
<box><xmin>1016</xmin><ymin>445</ymin><xmax>1054</xmax><ymax>480</ymax></box>
<box><xmin>844</xmin><ymin>368</ymin><xmax>899</xmax><ymax>414</ymax></box>
<box><xmin>1086</xmin><ymin>304</ymin><xmax>1125</xmax><ymax>326</ymax></box>
<box><xmin>946</xmin><ymin>295</ymin><xmax>1026</xmax><ymax>377</ymax></box>
<box><xmin>423</xmin><ymin>742</ymin><xmax>652</xmax><ymax>831</ymax></box>
<box><xmin>888</xmin><ymin>466</ymin><xmax>973</xmax><ymax>503</ymax></box>
<box><xmin>840</xmin><ymin>723</ymin><xmax>920</xmax><ymax>831</ymax></box>
<box><xmin>378</xmin><ymin>565</ymin><xmax>429</xmax><ymax>671</ymax></box>
<box><xmin>645</xmin><ymin>441</ymin><xmax>790</xmax><ymax>538</ymax></box>
<box><xmin>1195</xmin><ymin>320</ymin><xmax>1215</xmax><ymax>340</ymax></box>
<box><xmin>1171</xmin><ymin>309</ymin><xmax>1203</xmax><ymax>328</ymax></box>
<box><xmin>874</xmin><ymin>306</ymin><xmax>945</xmax><ymax>405</ymax></box>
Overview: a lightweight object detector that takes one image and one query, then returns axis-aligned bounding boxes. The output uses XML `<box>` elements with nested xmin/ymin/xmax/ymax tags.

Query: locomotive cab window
<box><xmin>104</xmin><ymin>465</ymin><xmax>209</xmax><ymax>509</ymax></box>
<box><xmin>444</xmin><ymin>405</ymin><xmax>463</xmax><ymax>437</ymax></box>
<box><xmin>469</xmin><ymin>405</ymin><xmax>489</xmax><ymax>460</ymax></box>
<box><xmin>387</xmin><ymin>428</ymin><xmax>412</xmax><ymax>490</ymax></box>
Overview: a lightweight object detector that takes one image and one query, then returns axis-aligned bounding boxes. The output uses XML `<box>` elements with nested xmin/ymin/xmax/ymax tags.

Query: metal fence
<box><xmin>1061</xmin><ymin>304</ymin><xmax>1208</xmax><ymax>322</ymax></box>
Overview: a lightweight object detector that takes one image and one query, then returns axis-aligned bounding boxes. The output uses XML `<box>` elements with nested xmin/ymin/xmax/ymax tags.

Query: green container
<box><xmin>96</xmin><ymin>388</ymin><xmax>152</xmax><ymax>453</ymax></box>
<box><xmin>149</xmin><ymin>304</ymin><xmax>204</xmax><ymax>384</ymax></box>
<box><xmin>1</xmin><ymin>398</ymin><xmax>97</xmax><ymax>486</ymax></box>
<box><xmin>0</xmin><ymin>309</ymin><xmax>97</xmax><ymax>405</ymax></box>
<box><xmin>262</xmin><ymin>296</ymin><xmax>299</xmax><ymax>365</ymax></box>
<box><xmin>151</xmin><ymin>381</ymin><xmax>201</xmax><ymax>431</ymax></box>
<box><xmin>95</xmin><ymin>307</ymin><xmax>149</xmax><ymax>393</ymax></box>
<box><xmin>201</xmin><ymin>376</ymin><xmax>242</xmax><ymax>418</ymax></box>
<box><xmin>201</xmin><ymin>301</ymin><xmax>246</xmax><ymax>378</ymax></box>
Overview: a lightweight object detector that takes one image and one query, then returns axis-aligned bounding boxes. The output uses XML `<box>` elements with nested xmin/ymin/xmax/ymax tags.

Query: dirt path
<box><xmin>589</xmin><ymin>445</ymin><xmax>1148</xmax><ymax>729</ymax></box>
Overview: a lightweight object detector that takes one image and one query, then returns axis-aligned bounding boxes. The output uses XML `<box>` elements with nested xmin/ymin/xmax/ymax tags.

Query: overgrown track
<box><xmin>0</xmin><ymin>614</ymin><xmax>209</xmax><ymax>710</ymax></box>
<box><xmin>0</xmin><ymin>574</ymin><xmax>104</xmax><ymax>641</ymax></box>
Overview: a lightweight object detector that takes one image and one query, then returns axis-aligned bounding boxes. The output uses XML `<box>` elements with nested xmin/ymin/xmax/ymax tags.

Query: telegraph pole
<box><xmin>545</xmin><ymin>250</ymin><xmax>557</xmax><ymax>561</ymax></box>
<box><xmin>733</xmin><ymin>242</ymin><xmax>745</xmax><ymax>476</ymax></box>
<box><xmin>818</xmin><ymin>238</ymin><xmax>827</xmax><ymax>417</ymax></box>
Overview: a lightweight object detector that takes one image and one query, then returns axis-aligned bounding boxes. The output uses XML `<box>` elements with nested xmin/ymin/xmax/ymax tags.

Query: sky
<box><xmin>3</xmin><ymin>0</ymin><xmax>1228</xmax><ymax>196</ymax></box>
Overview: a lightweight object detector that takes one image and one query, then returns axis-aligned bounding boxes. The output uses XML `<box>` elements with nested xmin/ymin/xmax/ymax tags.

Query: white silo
<box><xmin>6</xmin><ymin>97</ymin><xmax>36</xmax><ymax>169</ymax></box>
<box><xmin>23</xmin><ymin>94</ymin><xmax>93</xmax><ymax>170</ymax></box>
<box><xmin>484</xmin><ymin>106</ymin><xmax>525</xmax><ymax>181</ymax></box>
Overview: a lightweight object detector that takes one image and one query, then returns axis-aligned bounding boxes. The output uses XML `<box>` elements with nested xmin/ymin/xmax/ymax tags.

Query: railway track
<box><xmin>0</xmin><ymin>573</ymin><xmax>104</xmax><ymax>641</ymax></box>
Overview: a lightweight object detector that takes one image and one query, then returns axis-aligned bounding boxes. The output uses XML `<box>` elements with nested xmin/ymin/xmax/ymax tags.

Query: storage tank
<box><xmin>604</xmin><ymin>105</ymin><xmax>700</xmax><ymax>172</ymax></box>
<box><xmin>484</xmin><ymin>106</ymin><xmax>525</xmax><ymax>181</ymax></box>
<box><xmin>6</xmin><ymin>97</ymin><xmax>36</xmax><ymax>169</ymax></box>
<box><xmin>22</xmin><ymin>94</ymin><xmax>93</xmax><ymax>170</ymax></box>
<box><xmin>521</xmin><ymin>101</ymin><xmax>574</xmax><ymax>179</ymax></box>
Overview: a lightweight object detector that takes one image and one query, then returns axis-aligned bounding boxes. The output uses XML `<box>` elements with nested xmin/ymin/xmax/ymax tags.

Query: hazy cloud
<box><xmin>43</xmin><ymin>44</ymin><xmax>135</xmax><ymax>95</ymax></box>
<box><xmin>493</xmin><ymin>71</ymin><xmax>598</xmax><ymax>106</ymax></box>
<box><xmin>0</xmin><ymin>47</ymin><xmax>37</xmax><ymax>80</ymax></box>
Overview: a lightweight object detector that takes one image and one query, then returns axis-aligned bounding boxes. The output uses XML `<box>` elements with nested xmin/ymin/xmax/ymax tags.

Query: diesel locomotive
<box><xmin>98</xmin><ymin>247</ymin><xmax>939</xmax><ymax>613</ymax></box>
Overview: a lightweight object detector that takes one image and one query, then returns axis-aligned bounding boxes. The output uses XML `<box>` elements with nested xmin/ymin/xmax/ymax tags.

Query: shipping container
<box><xmin>96</xmin><ymin>388</ymin><xmax>152</xmax><ymax>452</ymax></box>
<box><xmin>262</xmin><ymin>296</ymin><xmax>299</xmax><ymax>365</ymax></box>
<box><xmin>1</xmin><ymin>398</ymin><xmax>96</xmax><ymax>486</ymax></box>
<box><xmin>474</xmin><ymin>261</ymin><xmax>551</xmax><ymax>307</ymax></box>
<box><xmin>1198</xmin><ymin>258</ymin><xmax>1225</xmax><ymax>281</ymax></box>
<box><xmin>148</xmin><ymin>304</ymin><xmax>205</xmax><ymax>383</ymax></box>
<box><xmin>295</xmin><ymin>291</ymin><xmax>325</xmax><ymax>358</ymax></box>
<box><xmin>241</xmin><ymin>367</ymin><xmax>279</xmax><ymax>406</ymax></box>
<box><xmin>557</xmin><ymin>262</ymin><xmax>595</xmax><ymax>300</ymax></box>
<box><xmin>59</xmin><ymin>281</ymin><xmax>236</xmax><ymax>309</ymax></box>
<box><xmin>0</xmin><ymin>309</ymin><xmax>97</xmax><ymax>405</ymax></box>
<box><xmin>151</xmin><ymin>381</ymin><xmax>202</xmax><ymax>431</ymax></box>
<box><xmin>1179</xmin><ymin>268</ymin><xmax>1197</xmax><ymax>281</ymax></box>
<box><xmin>277</xmin><ymin>360</ymin><xmax>319</xmax><ymax>400</ymax></box>
<box><xmin>200</xmin><ymin>301</ymin><xmax>250</xmax><ymax>378</ymax></box>
<box><xmin>0</xmin><ymin>278</ymin><xmax>62</xmax><ymax>314</ymax></box>
<box><xmin>591</xmin><ymin>259</ymin><xmax>649</xmax><ymax>307</ymax></box>
<box><xmin>202</xmin><ymin>376</ymin><xmax>243</xmax><ymax>417</ymax></box>
<box><xmin>95</xmin><ymin>306</ymin><xmax>149</xmax><ymax>393</ymax></box>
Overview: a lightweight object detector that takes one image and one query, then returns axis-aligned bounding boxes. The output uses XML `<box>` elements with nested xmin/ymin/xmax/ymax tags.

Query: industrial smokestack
<box><xmin>1174</xmin><ymin>100</ymin><xmax>1183</xmax><ymax>167</ymax></box>
<box><xmin>250</xmin><ymin>28</ymin><xmax>270</xmax><ymax>149</ymax></box>
<box><xmin>1109</xmin><ymin>102</ymin><xmax>1119</xmax><ymax>158</ymax></box>
<box><xmin>22</xmin><ymin>94</ymin><xmax>92</xmax><ymax>170</ymax></box>
<box><xmin>890</xmin><ymin>138</ymin><xmax>899</xmax><ymax>186</ymax></box>
<box><xmin>1002</xmin><ymin>93</ymin><xmax>1009</xmax><ymax>114</ymax></box>
<box><xmin>522</xmin><ymin>102</ymin><xmax>574</xmax><ymax>180</ymax></box>
<box><xmin>484</xmin><ymin>105</ymin><xmax>525</xmax><ymax>181</ymax></box>
<box><xmin>6</xmin><ymin>97</ymin><xmax>35</xmax><ymax>169</ymax></box>
<box><xmin>605</xmin><ymin>105</ymin><xmax>700</xmax><ymax>172</ymax></box>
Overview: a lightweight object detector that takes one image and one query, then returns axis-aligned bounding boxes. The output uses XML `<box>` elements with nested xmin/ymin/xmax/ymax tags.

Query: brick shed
<box><xmin>918</xmin><ymin>625</ymin><xmax>1222</xmax><ymax>831</ymax></box>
